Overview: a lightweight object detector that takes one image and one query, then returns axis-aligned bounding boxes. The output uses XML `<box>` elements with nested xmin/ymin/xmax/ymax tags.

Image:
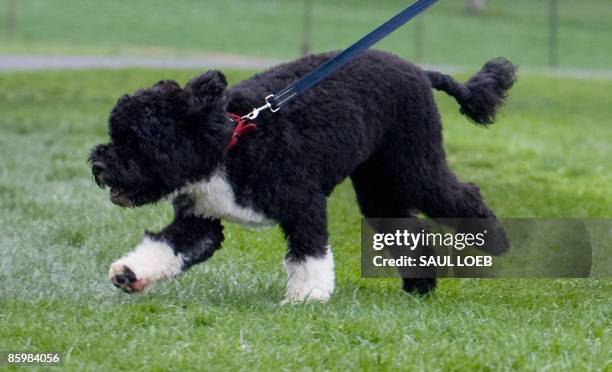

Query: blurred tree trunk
<box><xmin>5</xmin><ymin>0</ymin><xmax>17</xmax><ymax>35</ymax></box>
<box><xmin>466</xmin><ymin>0</ymin><xmax>486</xmax><ymax>13</ymax></box>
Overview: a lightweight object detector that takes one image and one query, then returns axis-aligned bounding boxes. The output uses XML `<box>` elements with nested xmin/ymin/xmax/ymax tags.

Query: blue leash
<box><xmin>242</xmin><ymin>0</ymin><xmax>438</xmax><ymax>120</ymax></box>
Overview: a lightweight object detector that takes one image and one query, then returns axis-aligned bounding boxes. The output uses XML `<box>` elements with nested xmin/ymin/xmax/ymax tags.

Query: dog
<box><xmin>89</xmin><ymin>50</ymin><xmax>516</xmax><ymax>302</ymax></box>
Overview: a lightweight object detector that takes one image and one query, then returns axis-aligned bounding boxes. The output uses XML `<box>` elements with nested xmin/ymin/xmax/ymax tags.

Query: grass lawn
<box><xmin>1</xmin><ymin>0</ymin><xmax>612</xmax><ymax>69</ymax></box>
<box><xmin>0</xmin><ymin>67</ymin><xmax>611</xmax><ymax>370</ymax></box>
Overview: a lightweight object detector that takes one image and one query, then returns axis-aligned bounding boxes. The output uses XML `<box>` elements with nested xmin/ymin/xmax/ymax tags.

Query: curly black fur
<box><xmin>90</xmin><ymin>50</ymin><xmax>516</xmax><ymax>295</ymax></box>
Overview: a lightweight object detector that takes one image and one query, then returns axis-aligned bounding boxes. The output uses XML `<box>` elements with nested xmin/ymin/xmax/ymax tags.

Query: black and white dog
<box><xmin>89</xmin><ymin>50</ymin><xmax>516</xmax><ymax>302</ymax></box>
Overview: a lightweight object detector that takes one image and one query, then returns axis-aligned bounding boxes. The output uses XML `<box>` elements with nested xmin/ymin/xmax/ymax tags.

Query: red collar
<box><xmin>226</xmin><ymin>113</ymin><xmax>257</xmax><ymax>151</ymax></box>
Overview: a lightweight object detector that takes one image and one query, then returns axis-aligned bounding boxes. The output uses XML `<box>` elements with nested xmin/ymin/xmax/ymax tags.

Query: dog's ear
<box><xmin>185</xmin><ymin>70</ymin><xmax>227</xmax><ymax>116</ymax></box>
<box><xmin>153</xmin><ymin>79</ymin><xmax>182</xmax><ymax>92</ymax></box>
<box><xmin>150</xmin><ymin>80</ymin><xmax>185</xmax><ymax>114</ymax></box>
<box><xmin>152</xmin><ymin>80</ymin><xmax>183</xmax><ymax>96</ymax></box>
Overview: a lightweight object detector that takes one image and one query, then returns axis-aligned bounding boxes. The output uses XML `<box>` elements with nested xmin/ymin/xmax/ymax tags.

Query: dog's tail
<box><xmin>426</xmin><ymin>58</ymin><xmax>517</xmax><ymax>125</ymax></box>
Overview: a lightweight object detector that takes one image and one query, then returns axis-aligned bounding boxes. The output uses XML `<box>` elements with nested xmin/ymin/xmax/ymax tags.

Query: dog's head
<box><xmin>89</xmin><ymin>70</ymin><xmax>232</xmax><ymax>207</ymax></box>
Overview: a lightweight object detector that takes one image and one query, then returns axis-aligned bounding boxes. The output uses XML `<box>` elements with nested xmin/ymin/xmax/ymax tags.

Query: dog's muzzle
<box><xmin>90</xmin><ymin>161</ymin><xmax>133</xmax><ymax>207</ymax></box>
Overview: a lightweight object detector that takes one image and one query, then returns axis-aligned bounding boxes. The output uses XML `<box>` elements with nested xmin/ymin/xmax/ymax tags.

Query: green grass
<box><xmin>1</xmin><ymin>0</ymin><xmax>612</xmax><ymax>69</ymax></box>
<box><xmin>0</xmin><ymin>68</ymin><xmax>611</xmax><ymax>371</ymax></box>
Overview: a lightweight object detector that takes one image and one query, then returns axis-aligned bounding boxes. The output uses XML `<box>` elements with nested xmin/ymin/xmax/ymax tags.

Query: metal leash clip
<box><xmin>242</xmin><ymin>94</ymin><xmax>280</xmax><ymax>120</ymax></box>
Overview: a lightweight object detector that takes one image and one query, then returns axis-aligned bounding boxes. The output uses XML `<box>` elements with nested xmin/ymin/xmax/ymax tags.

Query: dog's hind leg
<box><xmin>280</xmin><ymin>194</ymin><xmax>335</xmax><ymax>303</ymax></box>
<box><xmin>351</xmin><ymin>160</ymin><xmax>437</xmax><ymax>295</ymax></box>
<box><xmin>377</xmin><ymin>135</ymin><xmax>509</xmax><ymax>256</ymax></box>
<box><xmin>378</xmin><ymin>96</ymin><xmax>508</xmax><ymax>256</ymax></box>
<box><xmin>415</xmin><ymin>166</ymin><xmax>510</xmax><ymax>255</ymax></box>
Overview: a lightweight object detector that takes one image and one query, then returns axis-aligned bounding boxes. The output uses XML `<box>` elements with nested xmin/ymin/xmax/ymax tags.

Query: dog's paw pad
<box><xmin>109</xmin><ymin>264</ymin><xmax>148</xmax><ymax>293</ymax></box>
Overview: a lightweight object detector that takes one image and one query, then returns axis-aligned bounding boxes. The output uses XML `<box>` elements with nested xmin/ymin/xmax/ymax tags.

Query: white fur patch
<box><xmin>283</xmin><ymin>247</ymin><xmax>335</xmax><ymax>303</ymax></box>
<box><xmin>177</xmin><ymin>169</ymin><xmax>273</xmax><ymax>227</ymax></box>
<box><xmin>108</xmin><ymin>237</ymin><xmax>184</xmax><ymax>284</ymax></box>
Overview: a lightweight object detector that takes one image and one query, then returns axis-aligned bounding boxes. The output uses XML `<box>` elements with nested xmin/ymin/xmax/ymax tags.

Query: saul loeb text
<box><xmin>373</xmin><ymin>255</ymin><xmax>492</xmax><ymax>267</ymax></box>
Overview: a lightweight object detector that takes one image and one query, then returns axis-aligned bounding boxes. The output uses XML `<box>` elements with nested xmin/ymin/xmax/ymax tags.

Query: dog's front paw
<box><xmin>108</xmin><ymin>263</ymin><xmax>150</xmax><ymax>293</ymax></box>
<box><xmin>108</xmin><ymin>237</ymin><xmax>184</xmax><ymax>294</ymax></box>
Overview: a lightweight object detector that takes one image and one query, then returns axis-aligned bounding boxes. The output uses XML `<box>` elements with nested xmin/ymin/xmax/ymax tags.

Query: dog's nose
<box><xmin>91</xmin><ymin>161</ymin><xmax>107</xmax><ymax>176</ymax></box>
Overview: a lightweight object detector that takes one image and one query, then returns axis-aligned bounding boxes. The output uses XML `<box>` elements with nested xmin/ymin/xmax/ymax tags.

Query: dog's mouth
<box><xmin>92</xmin><ymin>171</ymin><xmax>135</xmax><ymax>207</ymax></box>
<box><xmin>91</xmin><ymin>163</ymin><xmax>165</xmax><ymax>208</ymax></box>
<box><xmin>93</xmin><ymin>172</ymin><xmax>156</xmax><ymax>208</ymax></box>
<box><xmin>110</xmin><ymin>187</ymin><xmax>123</xmax><ymax>198</ymax></box>
<box><xmin>109</xmin><ymin>186</ymin><xmax>134</xmax><ymax>208</ymax></box>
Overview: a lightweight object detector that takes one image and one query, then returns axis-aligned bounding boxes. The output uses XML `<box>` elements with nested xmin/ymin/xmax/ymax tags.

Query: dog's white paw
<box><xmin>108</xmin><ymin>237</ymin><xmax>184</xmax><ymax>293</ymax></box>
<box><xmin>109</xmin><ymin>262</ymin><xmax>150</xmax><ymax>293</ymax></box>
<box><xmin>282</xmin><ymin>247</ymin><xmax>335</xmax><ymax>304</ymax></box>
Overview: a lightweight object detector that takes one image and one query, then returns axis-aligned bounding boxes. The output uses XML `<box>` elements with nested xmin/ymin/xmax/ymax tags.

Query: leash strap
<box><xmin>242</xmin><ymin>0</ymin><xmax>438</xmax><ymax>120</ymax></box>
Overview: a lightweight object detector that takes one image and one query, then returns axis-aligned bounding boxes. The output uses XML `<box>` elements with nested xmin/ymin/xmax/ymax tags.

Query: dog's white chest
<box><xmin>181</xmin><ymin>169</ymin><xmax>273</xmax><ymax>227</ymax></box>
